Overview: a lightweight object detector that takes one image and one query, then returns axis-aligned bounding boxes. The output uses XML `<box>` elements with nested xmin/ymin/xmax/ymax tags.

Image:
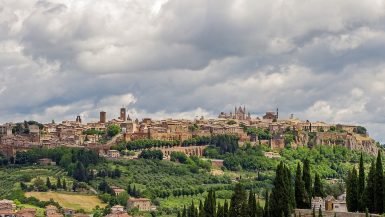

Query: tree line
<box><xmin>346</xmin><ymin>151</ymin><xmax>385</xmax><ymax>214</ymax></box>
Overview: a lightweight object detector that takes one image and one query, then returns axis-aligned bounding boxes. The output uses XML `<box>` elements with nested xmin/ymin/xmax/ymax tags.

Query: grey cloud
<box><xmin>1</xmin><ymin>0</ymin><xmax>385</xmax><ymax>142</ymax></box>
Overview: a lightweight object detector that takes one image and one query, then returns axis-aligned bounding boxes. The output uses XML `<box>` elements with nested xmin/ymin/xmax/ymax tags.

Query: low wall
<box><xmin>294</xmin><ymin>209</ymin><xmax>380</xmax><ymax>217</ymax></box>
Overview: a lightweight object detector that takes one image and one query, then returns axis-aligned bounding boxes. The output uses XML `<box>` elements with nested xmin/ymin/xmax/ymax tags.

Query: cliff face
<box><xmin>314</xmin><ymin>132</ymin><xmax>378</xmax><ymax>155</ymax></box>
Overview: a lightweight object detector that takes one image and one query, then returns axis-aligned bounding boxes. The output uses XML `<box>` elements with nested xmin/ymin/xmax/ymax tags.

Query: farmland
<box><xmin>25</xmin><ymin>192</ymin><xmax>106</xmax><ymax>212</ymax></box>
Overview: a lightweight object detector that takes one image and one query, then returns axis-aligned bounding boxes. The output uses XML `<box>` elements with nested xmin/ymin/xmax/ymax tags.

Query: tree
<box><xmin>230</xmin><ymin>183</ymin><xmax>247</xmax><ymax>217</ymax></box>
<box><xmin>263</xmin><ymin>191</ymin><xmax>269</xmax><ymax>217</ymax></box>
<box><xmin>217</xmin><ymin>203</ymin><xmax>224</xmax><ymax>217</ymax></box>
<box><xmin>365</xmin><ymin>160</ymin><xmax>375</xmax><ymax>213</ymax></box>
<box><xmin>63</xmin><ymin>179</ymin><xmax>67</xmax><ymax>190</ymax></box>
<box><xmin>107</xmin><ymin>125</ymin><xmax>121</xmax><ymax>137</ymax></box>
<box><xmin>34</xmin><ymin>177</ymin><xmax>48</xmax><ymax>192</ymax></box>
<box><xmin>318</xmin><ymin>207</ymin><xmax>322</xmax><ymax>217</ymax></box>
<box><xmin>73</xmin><ymin>161</ymin><xmax>87</xmax><ymax>182</ymax></box>
<box><xmin>46</xmin><ymin>177</ymin><xmax>52</xmax><ymax>189</ymax></box>
<box><xmin>138</xmin><ymin>150</ymin><xmax>163</xmax><ymax>160</ymax></box>
<box><xmin>302</xmin><ymin>159</ymin><xmax>312</xmax><ymax>208</ymax></box>
<box><xmin>171</xmin><ymin>152</ymin><xmax>188</xmax><ymax>164</ymax></box>
<box><xmin>57</xmin><ymin>177</ymin><xmax>62</xmax><ymax>189</ymax></box>
<box><xmin>247</xmin><ymin>190</ymin><xmax>257</xmax><ymax>217</ymax></box>
<box><xmin>223</xmin><ymin>200</ymin><xmax>229</xmax><ymax>217</ymax></box>
<box><xmin>313</xmin><ymin>173</ymin><xmax>324</xmax><ymax>198</ymax></box>
<box><xmin>358</xmin><ymin>153</ymin><xmax>365</xmax><ymax>212</ymax></box>
<box><xmin>270</xmin><ymin>162</ymin><xmax>294</xmax><ymax>217</ymax></box>
<box><xmin>346</xmin><ymin>167</ymin><xmax>358</xmax><ymax>212</ymax></box>
<box><xmin>374</xmin><ymin>150</ymin><xmax>383</xmax><ymax>213</ymax></box>
<box><xmin>203</xmin><ymin>190</ymin><xmax>216</xmax><ymax>217</ymax></box>
<box><xmin>182</xmin><ymin>206</ymin><xmax>187</xmax><ymax>217</ymax></box>
<box><xmin>295</xmin><ymin>163</ymin><xmax>307</xmax><ymax>209</ymax></box>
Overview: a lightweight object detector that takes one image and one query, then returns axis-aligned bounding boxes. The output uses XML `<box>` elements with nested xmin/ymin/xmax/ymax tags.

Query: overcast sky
<box><xmin>1</xmin><ymin>0</ymin><xmax>385</xmax><ymax>141</ymax></box>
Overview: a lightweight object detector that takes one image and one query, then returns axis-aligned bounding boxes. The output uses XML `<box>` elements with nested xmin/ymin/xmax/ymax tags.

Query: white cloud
<box><xmin>1</xmin><ymin>0</ymin><xmax>385</xmax><ymax>142</ymax></box>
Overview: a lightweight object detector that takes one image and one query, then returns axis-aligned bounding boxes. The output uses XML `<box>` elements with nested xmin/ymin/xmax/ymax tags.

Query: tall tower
<box><xmin>100</xmin><ymin>111</ymin><xmax>106</xmax><ymax>123</ymax></box>
<box><xmin>276</xmin><ymin>108</ymin><xmax>279</xmax><ymax>120</ymax></box>
<box><xmin>120</xmin><ymin>107</ymin><xmax>126</xmax><ymax>121</ymax></box>
<box><xmin>76</xmin><ymin>115</ymin><xmax>82</xmax><ymax>123</ymax></box>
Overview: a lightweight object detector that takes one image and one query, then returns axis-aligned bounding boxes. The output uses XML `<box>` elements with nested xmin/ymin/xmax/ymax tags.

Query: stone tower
<box><xmin>100</xmin><ymin>111</ymin><xmax>106</xmax><ymax>123</ymax></box>
<box><xmin>120</xmin><ymin>107</ymin><xmax>126</xmax><ymax>121</ymax></box>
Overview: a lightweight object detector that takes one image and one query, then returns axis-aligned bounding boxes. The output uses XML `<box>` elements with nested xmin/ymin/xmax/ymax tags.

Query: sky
<box><xmin>1</xmin><ymin>0</ymin><xmax>385</xmax><ymax>142</ymax></box>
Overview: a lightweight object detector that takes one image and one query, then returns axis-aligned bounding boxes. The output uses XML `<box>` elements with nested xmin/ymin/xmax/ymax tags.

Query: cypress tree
<box><xmin>302</xmin><ymin>159</ymin><xmax>312</xmax><ymax>208</ymax></box>
<box><xmin>365</xmin><ymin>208</ymin><xmax>369</xmax><ymax>217</ymax></box>
<box><xmin>204</xmin><ymin>189</ymin><xmax>216</xmax><ymax>217</ymax></box>
<box><xmin>374</xmin><ymin>150</ymin><xmax>383</xmax><ymax>213</ymax></box>
<box><xmin>223</xmin><ymin>200</ymin><xmax>229</xmax><ymax>217</ymax></box>
<box><xmin>263</xmin><ymin>191</ymin><xmax>269</xmax><ymax>217</ymax></box>
<box><xmin>188</xmin><ymin>201</ymin><xmax>197</xmax><ymax>217</ymax></box>
<box><xmin>270</xmin><ymin>162</ymin><xmax>294</xmax><ymax>217</ymax></box>
<box><xmin>230</xmin><ymin>183</ymin><xmax>247</xmax><ymax>217</ymax></box>
<box><xmin>365</xmin><ymin>160</ymin><xmax>375</xmax><ymax>213</ymax></box>
<box><xmin>217</xmin><ymin>203</ymin><xmax>224</xmax><ymax>217</ymax></box>
<box><xmin>248</xmin><ymin>190</ymin><xmax>257</xmax><ymax>217</ymax></box>
<box><xmin>57</xmin><ymin>177</ymin><xmax>62</xmax><ymax>189</ymax></box>
<box><xmin>198</xmin><ymin>200</ymin><xmax>204</xmax><ymax>217</ymax></box>
<box><xmin>295</xmin><ymin>163</ymin><xmax>306</xmax><ymax>208</ymax></box>
<box><xmin>46</xmin><ymin>177</ymin><xmax>52</xmax><ymax>189</ymax></box>
<box><xmin>313</xmin><ymin>173</ymin><xmax>324</xmax><ymax>198</ymax></box>
<box><xmin>358</xmin><ymin>153</ymin><xmax>365</xmax><ymax>212</ymax></box>
<box><xmin>256</xmin><ymin>200</ymin><xmax>264</xmax><ymax>217</ymax></box>
<box><xmin>318</xmin><ymin>207</ymin><xmax>322</xmax><ymax>217</ymax></box>
<box><xmin>346</xmin><ymin>167</ymin><xmax>358</xmax><ymax>212</ymax></box>
<box><xmin>63</xmin><ymin>179</ymin><xmax>67</xmax><ymax>190</ymax></box>
<box><xmin>182</xmin><ymin>205</ymin><xmax>187</xmax><ymax>217</ymax></box>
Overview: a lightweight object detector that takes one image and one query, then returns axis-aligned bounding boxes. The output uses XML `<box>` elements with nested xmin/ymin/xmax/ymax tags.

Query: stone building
<box><xmin>127</xmin><ymin>198</ymin><xmax>151</xmax><ymax>211</ymax></box>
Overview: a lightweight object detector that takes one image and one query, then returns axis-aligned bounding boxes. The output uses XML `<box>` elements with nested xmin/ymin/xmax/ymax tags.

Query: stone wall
<box><xmin>294</xmin><ymin>209</ymin><xmax>380</xmax><ymax>217</ymax></box>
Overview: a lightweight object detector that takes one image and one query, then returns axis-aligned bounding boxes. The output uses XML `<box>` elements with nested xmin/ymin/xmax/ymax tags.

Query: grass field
<box><xmin>25</xmin><ymin>192</ymin><xmax>106</xmax><ymax>212</ymax></box>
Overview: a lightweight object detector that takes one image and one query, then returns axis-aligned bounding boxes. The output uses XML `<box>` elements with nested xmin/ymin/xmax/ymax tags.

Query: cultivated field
<box><xmin>25</xmin><ymin>192</ymin><xmax>106</xmax><ymax>212</ymax></box>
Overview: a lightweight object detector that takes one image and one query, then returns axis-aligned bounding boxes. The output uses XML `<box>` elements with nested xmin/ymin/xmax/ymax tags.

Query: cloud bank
<box><xmin>1</xmin><ymin>0</ymin><xmax>385</xmax><ymax>141</ymax></box>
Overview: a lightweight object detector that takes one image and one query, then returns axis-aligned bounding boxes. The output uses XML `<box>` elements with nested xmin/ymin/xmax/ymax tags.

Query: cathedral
<box><xmin>218</xmin><ymin>106</ymin><xmax>251</xmax><ymax>120</ymax></box>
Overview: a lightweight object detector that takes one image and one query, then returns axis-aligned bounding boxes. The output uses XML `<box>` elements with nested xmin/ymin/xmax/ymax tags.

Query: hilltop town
<box><xmin>0</xmin><ymin>106</ymin><xmax>382</xmax><ymax>217</ymax></box>
<box><xmin>0</xmin><ymin>106</ymin><xmax>379</xmax><ymax>159</ymax></box>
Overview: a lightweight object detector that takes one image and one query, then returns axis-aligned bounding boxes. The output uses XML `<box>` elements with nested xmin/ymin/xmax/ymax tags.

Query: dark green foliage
<box><xmin>171</xmin><ymin>152</ymin><xmax>188</xmax><ymax>164</ymax></box>
<box><xmin>46</xmin><ymin>177</ymin><xmax>52</xmax><ymax>189</ymax></box>
<box><xmin>223</xmin><ymin>200</ymin><xmax>229</xmax><ymax>217</ymax></box>
<box><xmin>229</xmin><ymin>183</ymin><xmax>247</xmax><ymax>217</ymax></box>
<box><xmin>295</xmin><ymin>163</ymin><xmax>307</xmax><ymax>209</ymax></box>
<box><xmin>182</xmin><ymin>205</ymin><xmax>187</xmax><ymax>217</ymax></box>
<box><xmin>62</xmin><ymin>179</ymin><xmax>67</xmax><ymax>190</ymax></box>
<box><xmin>318</xmin><ymin>207</ymin><xmax>322</xmax><ymax>217</ymax></box>
<box><xmin>313</xmin><ymin>173</ymin><xmax>324</xmax><ymax>198</ymax></box>
<box><xmin>73</xmin><ymin>162</ymin><xmax>87</xmax><ymax>182</ymax></box>
<box><xmin>263</xmin><ymin>191</ymin><xmax>269</xmax><ymax>217</ymax></box>
<box><xmin>346</xmin><ymin>167</ymin><xmax>358</xmax><ymax>212</ymax></box>
<box><xmin>203</xmin><ymin>190</ymin><xmax>216</xmax><ymax>217</ymax></box>
<box><xmin>216</xmin><ymin>203</ymin><xmax>224</xmax><ymax>217</ymax></box>
<box><xmin>374</xmin><ymin>151</ymin><xmax>383</xmax><ymax>213</ymax></box>
<box><xmin>138</xmin><ymin>150</ymin><xmax>163</xmax><ymax>160</ymax></box>
<box><xmin>107</xmin><ymin>125</ymin><xmax>121</xmax><ymax>137</ymax></box>
<box><xmin>302</xmin><ymin>159</ymin><xmax>312</xmax><ymax>208</ymax></box>
<box><xmin>358</xmin><ymin>153</ymin><xmax>365</xmax><ymax>212</ymax></box>
<box><xmin>365</xmin><ymin>160</ymin><xmax>375</xmax><ymax>213</ymax></box>
<box><xmin>354</xmin><ymin>126</ymin><xmax>367</xmax><ymax>135</ymax></box>
<box><xmin>56</xmin><ymin>177</ymin><xmax>62</xmax><ymax>189</ymax></box>
<box><xmin>270</xmin><ymin>162</ymin><xmax>294</xmax><ymax>217</ymax></box>
<box><xmin>247</xmin><ymin>190</ymin><xmax>257</xmax><ymax>217</ymax></box>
